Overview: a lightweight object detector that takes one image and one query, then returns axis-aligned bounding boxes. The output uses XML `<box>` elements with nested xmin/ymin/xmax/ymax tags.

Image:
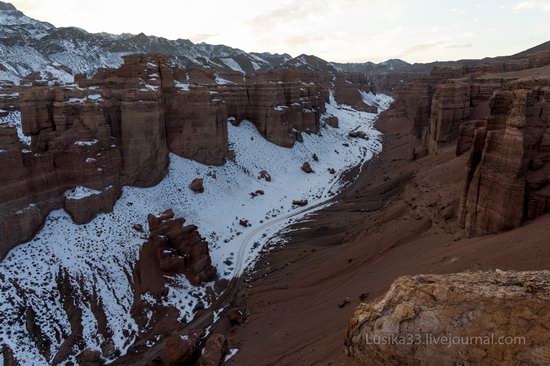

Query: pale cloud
<box><xmin>247</xmin><ymin>0</ymin><xmax>325</xmax><ymax>32</ymax></box>
<box><xmin>514</xmin><ymin>0</ymin><xmax>550</xmax><ymax>10</ymax></box>
<box><xmin>400</xmin><ymin>42</ymin><xmax>444</xmax><ymax>56</ymax></box>
<box><xmin>188</xmin><ymin>33</ymin><xmax>218</xmax><ymax>43</ymax></box>
<box><xmin>446</xmin><ymin>43</ymin><xmax>473</xmax><ymax>49</ymax></box>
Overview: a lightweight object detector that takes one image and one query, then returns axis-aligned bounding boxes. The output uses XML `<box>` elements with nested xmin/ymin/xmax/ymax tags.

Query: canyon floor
<box><xmin>217</xmin><ymin>110</ymin><xmax>550</xmax><ymax>366</ymax></box>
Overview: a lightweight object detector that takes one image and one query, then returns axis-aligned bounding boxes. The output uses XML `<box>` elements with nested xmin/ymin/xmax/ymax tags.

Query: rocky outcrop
<box><xmin>134</xmin><ymin>209</ymin><xmax>217</xmax><ymax>295</ymax></box>
<box><xmin>346</xmin><ymin>271</ymin><xmax>550</xmax><ymax>366</ymax></box>
<box><xmin>392</xmin><ymin>79</ymin><xmax>436</xmax><ymax>139</ymax></box>
<box><xmin>333</xmin><ymin>73</ymin><xmax>377</xmax><ymax>113</ymax></box>
<box><xmin>459</xmin><ymin>84</ymin><xmax>550</xmax><ymax>236</ymax></box>
<box><xmin>221</xmin><ymin>69</ymin><xmax>328</xmax><ymax>147</ymax></box>
<box><xmin>64</xmin><ymin>185</ymin><xmax>119</xmax><ymax>224</ymax></box>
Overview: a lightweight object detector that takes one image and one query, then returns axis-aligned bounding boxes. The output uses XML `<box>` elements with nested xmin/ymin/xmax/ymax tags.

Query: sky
<box><xmin>9</xmin><ymin>0</ymin><xmax>550</xmax><ymax>63</ymax></box>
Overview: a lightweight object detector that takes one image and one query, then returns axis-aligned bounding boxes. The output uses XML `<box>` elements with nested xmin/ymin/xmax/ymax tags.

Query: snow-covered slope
<box><xmin>0</xmin><ymin>1</ymin><xmax>292</xmax><ymax>84</ymax></box>
<box><xmin>0</xmin><ymin>92</ymin><xmax>392</xmax><ymax>364</ymax></box>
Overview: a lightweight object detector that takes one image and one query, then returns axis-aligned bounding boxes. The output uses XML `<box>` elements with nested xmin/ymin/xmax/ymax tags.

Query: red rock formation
<box><xmin>134</xmin><ymin>209</ymin><xmax>217</xmax><ymax>295</ymax></box>
<box><xmin>459</xmin><ymin>83</ymin><xmax>550</xmax><ymax>236</ymax></box>
<box><xmin>428</xmin><ymin>79</ymin><xmax>470</xmax><ymax>152</ymax></box>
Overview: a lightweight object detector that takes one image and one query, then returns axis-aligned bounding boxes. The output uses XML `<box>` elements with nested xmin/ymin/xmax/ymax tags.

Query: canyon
<box><xmin>1</xmin><ymin>1</ymin><xmax>550</xmax><ymax>365</ymax></box>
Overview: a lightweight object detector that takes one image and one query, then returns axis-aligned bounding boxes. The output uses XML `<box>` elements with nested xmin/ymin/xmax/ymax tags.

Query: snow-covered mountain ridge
<box><xmin>0</xmin><ymin>1</ymin><xmax>295</xmax><ymax>84</ymax></box>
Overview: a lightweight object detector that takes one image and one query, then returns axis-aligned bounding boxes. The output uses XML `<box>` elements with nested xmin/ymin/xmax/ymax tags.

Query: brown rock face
<box><xmin>392</xmin><ymin>79</ymin><xmax>436</xmax><ymax>139</ymax></box>
<box><xmin>459</xmin><ymin>85</ymin><xmax>550</xmax><ymax>236</ymax></box>
<box><xmin>165</xmin><ymin>87</ymin><xmax>228</xmax><ymax>165</ymax></box>
<box><xmin>346</xmin><ymin>271</ymin><xmax>550</xmax><ymax>366</ymax></box>
<box><xmin>428</xmin><ymin>80</ymin><xmax>470</xmax><ymax>152</ymax></box>
<box><xmin>64</xmin><ymin>185</ymin><xmax>120</xmax><ymax>224</ymax></box>
<box><xmin>333</xmin><ymin>73</ymin><xmax>377</xmax><ymax>113</ymax></box>
<box><xmin>221</xmin><ymin>69</ymin><xmax>328</xmax><ymax>148</ymax></box>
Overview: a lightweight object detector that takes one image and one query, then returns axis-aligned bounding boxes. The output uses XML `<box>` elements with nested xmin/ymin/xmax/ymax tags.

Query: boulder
<box><xmin>190</xmin><ymin>178</ymin><xmax>204</xmax><ymax>193</ymax></box>
<box><xmin>162</xmin><ymin>334</ymin><xmax>199</xmax><ymax>366</ymax></box>
<box><xmin>346</xmin><ymin>271</ymin><xmax>550</xmax><ymax>366</ymax></box>
<box><xmin>348</xmin><ymin>130</ymin><xmax>369</xmax><ymax>140</ymax></box>
<box><xmin>301</xmin><ymin>162</ymin><xmax>314</xmax><ymax>173</ymax></box>
<box><xmin>258</xmin><ymin>170</ymin><xmax>272</xmax><ymax>182</ymax></box>
<box><xmin>325</xmin><ymin>116</ymin><xmax>339</xmax><ymax>128</ymax></box>
<box><xmin>197</xmin><ymin>334</ymin><xmax>228</xmax><ymax>366</ymax></box>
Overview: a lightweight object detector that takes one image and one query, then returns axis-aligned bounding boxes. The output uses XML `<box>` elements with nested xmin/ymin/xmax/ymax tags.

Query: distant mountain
<box><xmin>334</xmin><ymin>59</ymin><xmax>411</xmax><ymax>74</ymax></box>
<box><xmin>283</xmin><ymin>54</ymin><xmax>338</xmax><ymax>73</ymax></box>
<box><xmin>0</xmin><ymin>1</ymin><xmax>293</xmax><ymax>84</ymax></box>
<box><xmin>513</xmin><ymin>40</ymin><xmax>550</xmax><ymax>58</ymax></box>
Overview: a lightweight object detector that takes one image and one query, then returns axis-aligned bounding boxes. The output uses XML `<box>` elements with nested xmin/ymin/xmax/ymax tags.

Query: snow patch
<box><xmin>74</xmin><ymin>139</ymin><xmax>98</xmax><ymax>146</ymax></box>
<box><xmin>64</xmin><ymin>186</ymin><xmax>101</xmax><ymax>200</ymax></box>
<box><xmin>174</xmin><ymin>81</ymin><xmax>190</xmax><ymax>91</ymax></box>
<box><xmin>0</xmin><ymin>111</ymin><xmax>30</xmax><ymax>145</ymax></box>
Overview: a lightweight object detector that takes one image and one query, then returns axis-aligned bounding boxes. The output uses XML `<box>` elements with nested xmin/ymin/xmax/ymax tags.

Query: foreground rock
<box><xmin>346</xmin><ymin>271</ymin><xmax>550</xmax><ymax>366</ymax></box>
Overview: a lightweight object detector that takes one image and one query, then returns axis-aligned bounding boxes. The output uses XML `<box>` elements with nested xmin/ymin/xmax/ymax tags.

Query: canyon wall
<box><xmin>390</xmin><ymin>50</ymin><xmax>550</xmax><ymax>236</ymax></box>
<box><xmin>0</xmin><ymin>53</ymin><xmax>339</xmax><ymax>259</ymax></box>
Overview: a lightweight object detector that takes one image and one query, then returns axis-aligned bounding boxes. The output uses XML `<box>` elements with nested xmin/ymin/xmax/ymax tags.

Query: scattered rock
<box><xmin>295</xmin><ymin>131</ymin><xmax>304</xmax><ymax>143</ymax></box>
<box><xmin>292</xmin><ymin>199</ymin><xmax>309</xmax><ymax>207</ymax></box>
<box><xmin>301</xmin><ymin>162</ymin><xmax>314</xmax><ymax>174</ymax></box>
<box><xmin>189</xmin><ymin>178</ymin><xmax>204</xmax><ymax>193</ymax></box>
<box><xmin>338</xmin><ymin>297</ymin><xmax>352</xmax><ymax>308</ymax></box>
<box><xmin>250</xmin><ymin>189</ymin><xmax>265</xmax><ymax>198</ymax></box>
<box><xmin>258</xmin><ymin>170</ymin><xmax>272</xmax><ymax>182</ymax></box>
<box><xmin>328</xmin><ymin>168</ymin><xmax>336</xmax><ymax>175</ymax></box>
<box><xmin>312</xmin><ymin>153</ymin><xmax>319</xmax><ymax>162</ymax></box>
<box><xmin>239</xmin><ymin>219</ymin><xmax>250</xmax><ymax>227</ymax></box>
<box><xmin>132</xmin><ymin>224</ymin><xmax>144</xmax><ymax>232</ymax></box>
<box><xmin>325</xmin><ymin>116</ymin><xmax>339</xmax><ymax>128</ymax></box>
<box><xmin>348</xmin><ymin>130</ymin><xmax>369</xmax><ymax>140</ymax></box>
